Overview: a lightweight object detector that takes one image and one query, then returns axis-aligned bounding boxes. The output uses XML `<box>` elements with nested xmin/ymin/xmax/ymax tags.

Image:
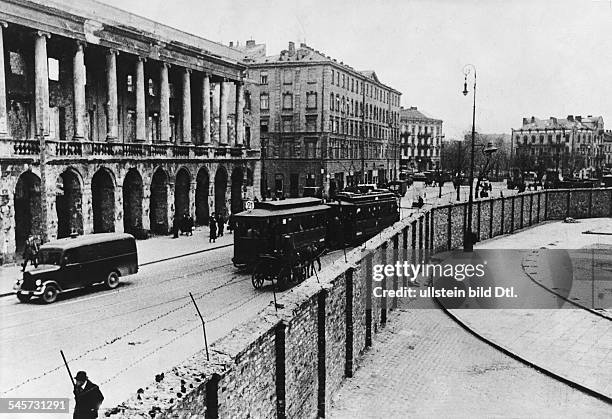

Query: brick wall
<box><xmin>107</xmin><ymin>188</ymin><xmax>612</xmax><ymax>418</ymax></box>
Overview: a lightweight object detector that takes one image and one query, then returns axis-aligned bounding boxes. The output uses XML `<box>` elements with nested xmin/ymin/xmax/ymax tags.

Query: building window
<box><xmin>282</xmin><ymin>117</ymin><xmax>293</xmax><ymax>132</ymax></box>
<box><xmin>260</xmin><ymin>71</ymin><xmax>268</xmax><ymax>85</ymax></box>
<box><xmin>260</xmin><ymin>119</ymin><xmax>269</xmax><ymax>133</ymax></box>
<box><xmin>330</xmin><ymin>93</ymin><xmax>334</xmax><ymax>111</ymax></box>
<box><xmin>308</xmin><ymin>67</ymin><xmax>317</xmax><ymax>83</ymax></box>
<box><xmin>9</xmin><ymin>51</ymin><xmax>26</xmax><ymax>75</ymax></box>
<box><xmin>245</xmin><ymin>91</ymin><xmax>252</xmax><ymax>110</ymax></box>
<box><xmin>306</xmin><ymin>116</ymin><xmax>317</xmax><ymax>132</ymax></box>
<box><xmin>282</xmin><ymin>93</ymin><xmax>293</xmax><ymax>110</ymax></box>
<box><xmin>342</xmin><ymin>74</ymin><xmax>345</xmax><ymax>88</ymax></box>
<box><xmin>283</xmin><ymin>69</ymin><xmax>293</xmax><ymax>84</ymax></box>
<box><xmin>148</xmin><ymin>78</ymin><xmax>156</xmax><ymax>96</ymax></box>
<box><xmin>48</xmin><ymin>58</ymin><xmax>59</xmax><ymax>81</ymax></box>
<box><xmin>127</xmin><ymin>75</ymin><xmax>134</xmax><ymax>92</ymax></box>
<box><xmin>260</xmin><ymin>93</ymin><xmax>269</xmax><ymax>110</ymax></box>
<box><xmin>306</xmin><ymin>92</ymin><xmax>317</xmax><ymax>109</ymax></box>
<box><xmin>305</xmin><ymin>140</ymin><xmax>317</xmax><ymax>158</ymax></box>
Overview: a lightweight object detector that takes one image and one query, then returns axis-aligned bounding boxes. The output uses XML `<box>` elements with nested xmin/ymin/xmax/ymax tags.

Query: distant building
<box><xmin>604</xmin><ymin>130</ymin><xmax>612</xmax><ymax>169</ymax></box>
<box><xmin>399</xmin><ymin>107</ymin><xmax>443</xmax><ymax>172</ymax></box>
<box><xmin>242</xmin><ymin>41</ymin><xmax>402</xmax><ymax>198</ymax></box>
<box><xmin>511</xmin><ymin>115</ymin><xmax>605</xmax><ymax>178</ymax></box>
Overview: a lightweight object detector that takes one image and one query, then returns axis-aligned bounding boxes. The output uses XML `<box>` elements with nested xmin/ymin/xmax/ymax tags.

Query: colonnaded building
<box><xmin>0</xmin><ymin>0</ymin><xmax>260</xmax><ymax>261</ymax></box>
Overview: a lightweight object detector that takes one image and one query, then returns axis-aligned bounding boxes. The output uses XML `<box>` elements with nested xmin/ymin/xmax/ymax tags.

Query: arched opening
<box><xmin>149</xmin><ymin>168</ymin><xmax>169</xmax><ymax>235</ymax></box>
<box><xmin>56</xmin><ymin>169</ymin><xmax>83</xmax><ymax>238</ymax></box>
<box><xmin>174</xmin><ymin>168</ymin><xmax>191</xmax><ymax>220</ymax></box>
<box><xmin>14</xmin><ymin>172</ymin><xmax>42</xmax><ymax>252</ymax></box>
<box><xmin>195</xmin><ymin>167</ymin><xmax>209</xmax><ymax>225</ymax></box>
<box><xmin>214</xmin><ymin>166</ymin><xmax>228</xmax><ymax>217</ymax></box>
<box><xmin>230</xmin><ymin>167</ymin><xmax>244</xmax><ymax>215</ymax></box>
<box><xmin>92</xmin><ymin>168</ymin><xmax>116</xmax><ymax>233</ymax></box>
<box><xmin>123</xmin><ymin>169</ymin><xmax>143</xmax><ymax>236</ymax></box>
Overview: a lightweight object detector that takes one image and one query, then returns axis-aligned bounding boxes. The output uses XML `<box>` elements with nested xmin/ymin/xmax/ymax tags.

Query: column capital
<box><xmin>75</xmin><ymin>40</ymin><xmax>86</xmax><ymax>51</ymax></box>
<box><xmin>161</xmin><ymin>62</ymin><xmax>171</xmax><ymax>69</ymax></box>
<box><xmin>137</xmin><ymin>56</ymin><xmax>147</xmax><ymax>63</ymax></box>
<box><xmin>184</xmin><ymin>68</ymin><xmax>192</xmax><ymax>74</ymax></box>
<box><xmin>35</xmin><ymin>30</ymin><xmax>51</xmax><ymax>39</ymax></box>
<box><xmin>0</xmin><ymin>21</ymin><xmax>8</xmax><ymax>29</ymax></box>
<box><xmin>107</xmin><ymin>48</ymin><xmax>120</xmax><ymax>56</ymax></box>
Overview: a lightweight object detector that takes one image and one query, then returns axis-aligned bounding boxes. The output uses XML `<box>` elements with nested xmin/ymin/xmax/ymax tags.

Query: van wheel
<box><xmin>105</xmin><ymin>271</ymin><xmax>120</xmax><ymax>289</ymax></box>
<box><xmin>41</xmin><ymin>285</ymin><xmax>59</xmax><ymax>304</ymax></box>
<box><xmin>17</xmin><ymin>292</ymin><xmax>31</xmax><ymax>303</ymax></box>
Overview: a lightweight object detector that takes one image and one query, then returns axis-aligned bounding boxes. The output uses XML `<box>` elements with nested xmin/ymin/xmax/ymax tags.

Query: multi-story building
<box><xmin>511</xmin><ymin>115</ymin><xmax>604</xmax><ymax>178</ymax></box>
<box><xmin>0</xmin><ymin>0</ymin><xmax>259</xmax><ymax>261</ymax></box>
<box><xmin>243</xmin><ymin>41</ymin><xmax>401</xmax><ymax>198</ymax></box>
<box><xmin>603</xmin><ymin>130</ymin><xmax>612</xmax><ymax>169</ymax></box>
<box><xmin>399</xmin><ymin>106</ymin><xmax>443</xmax><ymax>172</ymax></box>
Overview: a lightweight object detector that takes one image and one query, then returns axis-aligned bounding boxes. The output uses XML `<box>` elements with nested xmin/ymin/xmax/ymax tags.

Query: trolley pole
<box><xmin>189</xmin><ymin>292</ymin><xmax>210</xmax><ymax>361</ymax></box>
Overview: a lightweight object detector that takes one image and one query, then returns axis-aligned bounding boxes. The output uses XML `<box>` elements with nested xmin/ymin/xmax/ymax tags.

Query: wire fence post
<box><xmin>189</xmin><ymin>292</ymin><xmax>209</xmax><ymax>361</ymax></box>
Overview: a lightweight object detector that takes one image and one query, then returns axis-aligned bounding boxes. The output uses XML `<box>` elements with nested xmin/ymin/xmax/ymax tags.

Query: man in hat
<box><xmin>73</xmin><ymin>371</ymin><xmax>104</xmax><ymax>419</ymax></box>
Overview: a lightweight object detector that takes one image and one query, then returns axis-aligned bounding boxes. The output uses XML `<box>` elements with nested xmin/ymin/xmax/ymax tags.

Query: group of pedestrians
<box><xmin>208</xmin><ymin>212</ymin><xmax>231</xmax><ymax>243</ymax></box>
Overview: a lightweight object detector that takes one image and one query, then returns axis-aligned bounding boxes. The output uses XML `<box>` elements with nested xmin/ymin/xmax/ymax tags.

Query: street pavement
<box><xmin>329</xmin><ymin>218</ymin><xmax>612</xmax><ymax>418</ymax></box>
<box><xmin>0</xmin><ymin>226</ymin><xmax>344</xmax><ymax>417</ymax></box>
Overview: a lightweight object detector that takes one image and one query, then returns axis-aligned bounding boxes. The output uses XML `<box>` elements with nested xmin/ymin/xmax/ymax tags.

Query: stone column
<box><xmin>135</xmin><ymin>57</ymin><xmax>146</xmax><ymax>142</ymax></box>
<box><xmin>212</xmin><ymin>83</ymin><xmax>220</xmax><ymax>143</ymax></box>
<box><xmin>182</xmin><ymin>69</ymin><xmax>192</xmax><ymax>143</ymax></box>
<box><xmin>159</xmin><ymin>63</ymin><xmax>170</xmax><ymax>142</ymax></box>
<box><xmin>72</xmin><ymin>41</ymin><xmax>86</xmax><ymax>140</ymax></box>
<box><xmin>235</xmin><ymin>82</ymin><xmax>244</xmax><ymax>146</ymax></box>
<box><xmin>202</xmin><ymin>73</ymin><xmax>211</xmax><ymax>145</ymax></box>
<box><xmin>219</xmin><ymin>80</ymin><xmax>228</xmax><ymax>145</ymax></box>
<box><xmin>106</xmin><ymin>49</ymin><xmax>118</xmax><ymax>141</ymax></box>
<box><xmin>0</xmin><ymin>22</ymin><xmax>9</xmax><ymax>139</ymax></box>
<box><xmin>34</xmin><ymin>31</ymin><xmax>50</xmax><ymax>136</ymax></box>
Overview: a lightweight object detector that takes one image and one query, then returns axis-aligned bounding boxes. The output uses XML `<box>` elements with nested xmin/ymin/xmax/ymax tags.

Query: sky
<box><xmin>96</xmin><ymin>0</ymin><xmax>612</xmax><ymax>141</ymax></box>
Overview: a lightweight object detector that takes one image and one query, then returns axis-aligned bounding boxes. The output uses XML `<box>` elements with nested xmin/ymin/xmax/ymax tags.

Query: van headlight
<box><xmin>35</xmin><ymin>279</ymin><xmax>42</xmax><ymax>287</ymax></box>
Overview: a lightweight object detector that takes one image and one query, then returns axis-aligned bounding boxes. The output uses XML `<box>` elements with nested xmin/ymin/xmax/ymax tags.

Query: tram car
<box><xmin>232</xmin><ymin>191</ymin><xmax>400</xmax><ymax>289</ymax></box>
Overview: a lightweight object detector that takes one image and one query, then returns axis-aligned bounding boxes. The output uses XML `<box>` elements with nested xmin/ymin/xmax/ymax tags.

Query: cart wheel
<box><xmin>252</xmin><ymin>269</ymin><xmax>265</xmax><ymax>289</ymax></box>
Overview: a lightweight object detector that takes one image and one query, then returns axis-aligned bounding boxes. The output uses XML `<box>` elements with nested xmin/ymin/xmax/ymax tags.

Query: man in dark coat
<box><xmin>209</xmin><ymin>213</ymin><xmax>217</xmax><ymax>243</ymax></box>
<box><xmin>73</xmin><ymin>371</ymin><xmax>104</xmax><ymax>419</ymax></box>
<box><xmin>216</xmin><ymin>213</ymin><xmax>225</xmax><ymax>237</ymax></box>
<box><xmin>21</xmin><ymin>235</ymin><xmax>40</xmax><ymax>271</ymax></box>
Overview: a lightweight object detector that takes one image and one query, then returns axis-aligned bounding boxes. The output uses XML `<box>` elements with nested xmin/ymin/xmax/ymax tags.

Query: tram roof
<box><xmin>334</xmin><ymin>191</ymin><xmax>398</xmax><ymax>204</ymax></box>
<box><xmin>254</xmin><ymin>197</ymin><xmax>324</xmax><ymax>210</ymax></box>
<box><xmin>235</xmin><ymin>204</ymin><xmax>331</xmax><ymax>218</ymax></box>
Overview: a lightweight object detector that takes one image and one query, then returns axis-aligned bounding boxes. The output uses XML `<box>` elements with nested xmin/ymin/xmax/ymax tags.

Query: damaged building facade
<box><xmin>0</xmin><ymin>0</ymin><xmax>259</xmax><ymax>261</ymax></box>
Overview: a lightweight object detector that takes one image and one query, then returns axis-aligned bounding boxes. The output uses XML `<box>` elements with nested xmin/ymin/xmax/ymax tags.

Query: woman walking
<box><xmin>209</xmin><ymin>213</ymin><xmax>217</xmax><ymax>243</ymax></box>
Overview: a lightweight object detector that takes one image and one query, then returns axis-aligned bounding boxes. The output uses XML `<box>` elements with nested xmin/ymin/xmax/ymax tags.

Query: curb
<box><xmin>0</xmin><ymin>242</ymin><xmax>233</xmax><ymax>299</ymax></box>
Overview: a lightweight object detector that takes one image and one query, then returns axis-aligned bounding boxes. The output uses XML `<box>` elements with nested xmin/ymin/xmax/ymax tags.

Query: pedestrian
<box><xmin>227</xmin><ymin>213</ymin><xmax>235</xmax><ymax>234</ymax></box>
<box><xmin>217</xmin><ymin>213</ymin><xmax>225</xmax><ymax>237</ymax></box>
<box><xmin>21</xmin><ymin>235</ymin><xmax>39</xmax><ymax>272</ymax></box>
<box><xmin>172</xmin><ymin>214</ymin><xmax>179</xmax><ymax>239</ymax></box>
<box><xmin>209</xmin><ymin>213</ymin><xmax>217</xmax><ymax>243</ymax></box>
<box><xmin>73</xmin><ymin>370</ymin><xmax>104</xmax><ymax>419</ymax></box>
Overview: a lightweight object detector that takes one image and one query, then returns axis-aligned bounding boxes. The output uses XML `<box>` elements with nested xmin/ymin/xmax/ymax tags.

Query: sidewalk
<box><xmin>0</xmin><ymin>225</ymin><xmax>231</xmax><ymax>297</ymax></box>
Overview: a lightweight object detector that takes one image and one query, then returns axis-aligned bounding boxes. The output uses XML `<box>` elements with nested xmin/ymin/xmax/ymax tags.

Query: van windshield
<box><xmin>38</xmin><ymin>249</ymin><xmax>63</xmax><ymax>266</ymax></box>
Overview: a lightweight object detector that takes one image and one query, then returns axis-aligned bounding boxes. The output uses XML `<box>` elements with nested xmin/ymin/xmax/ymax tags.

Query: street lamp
<box><xmin>462</xmin><ymin>63</ymin><xmax>477</xmax><ymax>252</ymax></box>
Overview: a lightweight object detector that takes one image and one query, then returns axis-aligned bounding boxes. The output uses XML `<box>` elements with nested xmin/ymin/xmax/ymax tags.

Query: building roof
<box><xmin>400</xmin><ymin>107</ymin><xmax>442</xmax><ymax>123</ymax></box>
<box><xmin>517</xmin><ymin>115</ymin><xmax>604</xmax><ymax>131</ymax></box>
<box><xmin>6</xmin><ymin>0</ymin><xmax>245</xmax><ymax>64</ymax></box>
<box><xmin>41</xmin><ymin>233</ymin><xmax>134</xmax><ymax>250</ymax></box>
<box><xmin>246</xmin><ymin>41</ymin><xmax>400</xmax><ymax>94</ymax></box>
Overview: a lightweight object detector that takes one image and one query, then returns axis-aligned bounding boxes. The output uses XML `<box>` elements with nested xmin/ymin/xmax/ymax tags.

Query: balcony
<box><xmin>1</xmin><ymin>138</ymin><xmax>251</xmax><ymax>160</ymax></box>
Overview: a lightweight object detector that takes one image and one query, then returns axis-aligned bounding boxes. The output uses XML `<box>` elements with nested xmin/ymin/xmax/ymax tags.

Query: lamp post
<box><xmin>462</xmin><ymin>64</ymin><xmax>477</xmax><ymax>252</ymax></box>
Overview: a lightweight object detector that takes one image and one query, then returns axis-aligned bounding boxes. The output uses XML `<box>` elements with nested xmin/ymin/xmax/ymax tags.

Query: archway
<box><xmin>92</xmin><ymin>168</ymin><xmax>116</xmax><ymax>233</ymax></box>
<box><xmin>149</xmin><ymin>168</ymin><xmax>169</xmax><ymax>234</ymax></box>
<box><xmin>56</xmin><ymin>169</ymin><xmax>83</xmax><ymax>238</ymax></box>
<box><xmin>14</xmin><ymin>172</ymin><xmax>42</xmax><ymax>251</ymax></box>
<box><xmin>230</xmin><ymin>167</ymin><xmax>244</xmax><ymax>215</ymax></box>
<box><xmin>214</xmin><ymin>166</ymin><xmax>228</xmax><ymax>217</ymax></box>
<box><xmin>123</xmin><ymin>169</ymin><xmax>143</xmax><ymax>236</ymax></box>
<box><xmin>174</xmin><ymin>168</ymin><xmax>191</xmax><ymax>220</ymax></box>
<box><xmin>195</xmin><ymin>167</ymin><xmax>209</xmax><ymax>225</ymax></box>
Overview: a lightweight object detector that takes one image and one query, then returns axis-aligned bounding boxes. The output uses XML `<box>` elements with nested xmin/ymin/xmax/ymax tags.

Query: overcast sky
<box><xmin>97</xmin><ymin>0</ymin><xmax>612</xmax><ymax>140</ymax></box>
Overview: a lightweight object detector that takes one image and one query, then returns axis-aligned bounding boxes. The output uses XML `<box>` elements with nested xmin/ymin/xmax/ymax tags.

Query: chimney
<box><xmin>288</xmin><ymin>41</ymin><xmax>295</xmax><ymax>56</ymax></box>
<box><xmin>229</xmin><ymin>41</ymin><xmax>234</xmax><ymax>47</ymax></box>
<box><xmin>246</xmin><ymin>40</ymin><xmax>256</xmax><ymax>47</ymax></box>
<box><xmin>522</xmin><ymin>118</ymin><xmax>528</xmax><ymax>126</ymax></box>
<box><xmin>575</xmin><ymin>115</ymin><xmax>582</xmax><ymax>122</ymax></box>
<box><xmin>531</xmin><ymin>116</ymin><xmax>535</xmax><ymax>123</ymax></box>
<box><xmin>410</xmin><ymin>106</ymin><xmax>417</xmax><ymax>110</ymax></box>
<box><xmin>567</xmin><ymin>115</ymin><xmax>574</xmax><ymax>121</ymax></box>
